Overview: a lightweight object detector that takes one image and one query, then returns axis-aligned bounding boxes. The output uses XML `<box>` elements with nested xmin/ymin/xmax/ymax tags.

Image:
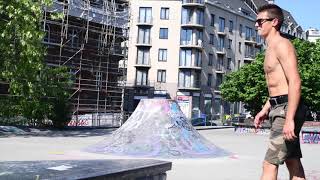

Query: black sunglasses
<box><xmin>255</xmin><ymin>18</ymin><xmax>274</xmax><ymax>26</ymax></box>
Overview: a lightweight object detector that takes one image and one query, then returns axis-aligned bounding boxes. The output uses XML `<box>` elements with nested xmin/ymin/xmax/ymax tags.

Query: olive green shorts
<box><xmin>264</xmin><ymin>102</ymin><xmax>307</xmax><ymax>165</ymax></box>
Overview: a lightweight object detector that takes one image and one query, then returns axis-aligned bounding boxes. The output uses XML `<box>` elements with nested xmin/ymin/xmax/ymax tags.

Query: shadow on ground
<box><xmin>0</xmin><ymin>126</ymin><xmax>115</xmax><ymax>138</ymax></box>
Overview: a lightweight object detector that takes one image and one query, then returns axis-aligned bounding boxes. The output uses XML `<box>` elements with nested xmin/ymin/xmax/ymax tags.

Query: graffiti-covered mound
<box><xmin>85</xmin><ymin>99</ymin><xmax>230</xmax><ymax>158</ymax></box>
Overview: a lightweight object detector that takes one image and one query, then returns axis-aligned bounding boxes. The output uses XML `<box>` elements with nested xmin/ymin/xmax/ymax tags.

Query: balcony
<box><xmin>179</xmin><ymin>64</ymin><xmax>202</xmax><ymax>70</ymax></box>
<box><xmin>217</xmin><ymin>29</ymin><xmax>227</xmax><ymax>36</ymax></box>
<box><xmin>215</xmin><ymin>64</ymin><xmax>225</xmax><ymax>73</ymax></box>
<box><xmin>182</xmin><ymin>0</ymin><xmax>205</xmax><ymax>8</ymax></box>
<box><xmin>134</xmin><ymin>62</ymin><xmax>151</xmax><ymax>68</ymax></box>
<box><xmin>244</xmin><ymin>54</ymin><xmax>255</xmax><ymax>61</ymax></box>
<box><xmin>181</xmin><ymin>21</ymin><xmax>204</xmax><ymax>29</ymax></box>
<box><xmin>137</xmin><ymin>18</ymin><xmax>153</xmax><ymax>26</ymax></box>
<box><xmin>134</xmin><ymin>80</ymin><xmax>152</xmax><ymax>87</ymax></box>
<box><xmin>178</xmin><ymin>81</ymin><xmax>201</xmax><ymax>90</ymax></box>
<box><xmin>244</xmin><ymin>36</ymin><xmax>256</xmax><ymax>44</ymax></box>
<box><xmin>216</xmin><ymin>47</ymin><xmax>226</xmax><ymax>55</ymax></box>
<box><xmin>180</xmin><ymin>41</ymin><xmax>203</xmax><ymax>50</ymax></box>
<box><xmin>136</xmin><ymin>39</ymin><xmax>152</xmax><ymax>47</ymax></box>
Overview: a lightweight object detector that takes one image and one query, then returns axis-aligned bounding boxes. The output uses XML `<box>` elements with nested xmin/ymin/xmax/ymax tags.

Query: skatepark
<box><xmin>1</xmin><ymin>99</ymin><xmax>320</xmax><ymax>179</ymax></box>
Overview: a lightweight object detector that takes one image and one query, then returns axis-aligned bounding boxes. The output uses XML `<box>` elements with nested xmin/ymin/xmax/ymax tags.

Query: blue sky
<box><xmin>274</xmin><ymin>0</ymin><xmax>320</xmax><ymax>31</ymax></box>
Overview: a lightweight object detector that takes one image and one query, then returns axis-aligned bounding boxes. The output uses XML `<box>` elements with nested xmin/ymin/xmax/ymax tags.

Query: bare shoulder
<box><xmin>274</xmin><ymin>37</ymin><xmax>295</xmax><ymax>52</ymax></box>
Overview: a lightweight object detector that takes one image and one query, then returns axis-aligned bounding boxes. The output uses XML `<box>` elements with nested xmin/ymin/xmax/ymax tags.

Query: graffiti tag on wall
<box><xmin>301</xmin><ymin>131</ymin><xmax>320</xmax><ymax>144</ymax></box>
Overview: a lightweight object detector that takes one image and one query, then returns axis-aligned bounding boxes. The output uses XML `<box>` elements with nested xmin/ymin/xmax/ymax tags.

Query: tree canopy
<box><xmin>0</xmin><ymin>0</ymin><xmax>72</xmax><ymax>127</ymax></box>
<box><xmin>221</xmin><ymin>39</ymin><xmax>320</xmax><ymax>116</ymax></box>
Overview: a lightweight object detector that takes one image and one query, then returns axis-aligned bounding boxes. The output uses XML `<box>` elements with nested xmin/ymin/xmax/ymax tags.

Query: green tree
<box><xmin>221</xmin><ymin>39</ymin><xmax>320</xmax><ymax>116</ymax></box>
<box><xmin>0</xmin><ymin>0</ymin><xmax>72</xmax><ymax>127</ymax></box>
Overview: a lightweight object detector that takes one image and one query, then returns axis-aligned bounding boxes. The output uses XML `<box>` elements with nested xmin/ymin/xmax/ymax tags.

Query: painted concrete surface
<box><xmin>86</xmin><ymin>99</ymin><xmax>229</xmax><ymax>158</ymax></box>
<box><xmin>0</xmin><ymin>128</ymin><xmax>320</xmax><ymax>179</ymax></box>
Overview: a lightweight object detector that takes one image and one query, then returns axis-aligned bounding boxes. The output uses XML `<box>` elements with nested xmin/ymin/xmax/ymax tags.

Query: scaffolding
<box><xmin>42</xmin><ymin>0</ymin><xmax>129</xmax><ymax>127</ymax></box>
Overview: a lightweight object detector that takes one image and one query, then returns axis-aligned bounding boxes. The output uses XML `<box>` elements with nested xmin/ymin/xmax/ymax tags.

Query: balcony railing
<box><xmin>136</xmin><ymin>38</ymin><xmax>152</xmax><ymax>46</ymax></box>
<box><xmin>180</xmin><ymin>40</ymin><xmax>203</xmax><ymax>49</ymax></box>
<box><xmin>135</xmin><ymin>80</ymin><xmax>151</xmax><ymax>87</ymax></box>
<box><xmin>218</xmin><ymin>28</ymin><xmax>226</xmax><ymax>35</ymax></box>
<box><xmin>181</xmin><ymin>21</ymin><xmax>204</xmax><ymax>28</ymax></box>
<box><xmin>216</xmin><ymin>63</ymin><xmax>224</xmax><ymax>72</ymax></box>
<box><xmin>245</xmin><ymin>36</ymin><xmax>256</xmax><ymax>43</ymax></box>
<box><xmin>216</xmin><ymin>47</ymin><xmax>226</xmax><ymax>54</ymax></box>
<box><xmin>182</xmin><ymin>0</ymin><xmax>205</xmax><ymax>7</ymax></box>
<box><xmin>137</xmin><ymin>18</ymin><xmax>153</xmax><ymax>26</ymax></box>
<box><xmin>178</xmin><ymin>80</ymin><xmax>201</xmax><ymax>90</ymax></box>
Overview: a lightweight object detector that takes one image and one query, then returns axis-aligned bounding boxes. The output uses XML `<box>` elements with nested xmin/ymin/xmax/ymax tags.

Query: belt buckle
<box><xmin>270</xmin><ymin>98</ymin><xmax>278</xmax><ymax>105</ymax></box>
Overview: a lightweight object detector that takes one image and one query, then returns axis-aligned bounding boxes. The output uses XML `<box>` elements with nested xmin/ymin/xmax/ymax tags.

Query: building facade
<box><xmin>125</xmin><ymin>0</ymin><xmax>303</xmax><ymax>119</ymax></box>
<box><xmin>306</xmin><ymin>28</ymin><xmax>320</xmax><ymax>42</ymax></box>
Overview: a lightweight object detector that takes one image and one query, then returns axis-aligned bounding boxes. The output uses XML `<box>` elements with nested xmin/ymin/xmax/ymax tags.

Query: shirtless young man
<box><xmin>254</xmin><ymin>4</ymin><xmax>307</xmax><ymax>180</ymax></box>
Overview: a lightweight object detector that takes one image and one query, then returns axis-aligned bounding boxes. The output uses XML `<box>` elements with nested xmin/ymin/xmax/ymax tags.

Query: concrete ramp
<box><xmin>85</xmin><ymin>99</ymin><xmax>230</xmax><ymax>158</ymax></box>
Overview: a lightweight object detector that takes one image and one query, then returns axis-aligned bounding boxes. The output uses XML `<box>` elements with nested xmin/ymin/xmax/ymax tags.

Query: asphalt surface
<box><xmin>0</xmin><ymin>127</ymin><xmax>319</xmax><ymax>180</ymax></box>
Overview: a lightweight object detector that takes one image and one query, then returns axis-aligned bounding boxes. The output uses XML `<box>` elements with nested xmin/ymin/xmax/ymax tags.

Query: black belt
<box><xmin>269</xmin><ymin>95</ymin><xmax>288</xmax><ymax>106</ymax></box>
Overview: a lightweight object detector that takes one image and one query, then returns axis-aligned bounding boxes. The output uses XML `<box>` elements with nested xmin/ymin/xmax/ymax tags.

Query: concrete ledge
<box><xmin>0</xmin><ymin>159</ymin><xmax>172</xmax><ymax>180</ymax></box>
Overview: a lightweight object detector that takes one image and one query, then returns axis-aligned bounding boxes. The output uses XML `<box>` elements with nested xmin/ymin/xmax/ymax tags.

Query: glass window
<box><xmin>229</xmin><ymin>20</ymin><xmax>233</xmax><ymax>32</ymax></box>
<box><xmin>196</xmin><ymin>9</ymin><xmax>204</xmax><ymax>25</ymax></box>
<box><xmin>180</xmin><ymin>49</ymin><xmax>192</xmax><ymax>66</ymax></box>
<box><xmin>136</xmin><ymin>69</ymin><xmax>148</xmax><ymax>86</ymax></box>
<box><xmin>137</xmin><ymin>48</ymin><xmax>149</xmax><ymax>65</ymax></box>
<box><xmin>195</xmin><ymin>50</ymin><xmax>202</xmax><ymax>66</ymax></box>
<box><xmin>139</xmin><ymin>7</ymin><xmax>152</xmax><ymax>23</ymax></box>
<box><xmin>207</xmin><ymin>73</ymin><xmax>212</xmax><ymax>86</ymax></box>
<box><xmin>219</xmin><ymin>17</ymin><xmax>225</xmax><ymax>32</ymax></box>
<box><xmin>239</xmin><ymin>42</ymin><xmax>242</xmax><ymax>53</ymax></box>
<box><xmin>181</xmin><ymin>8</ymin><xmax>192</xmax><ymax>24</ymax></box>
<box><xmin>208</xmin><ymin>53</ymin><xmax>213</xmax><ymax>66</ymax></box>
<box><xmin>157</xmin><ymin>70</ymin><xmax>166</xmax><ymax>82</ymax></box>
<box><xmin>160</xmin><ymin>7</ymin><xmax>169</xmax><ymax>20</ymax></box>
<box><xmin>216</xmin><ymin>74</ymin><xmax>223</xmax><ymax>90</ymax></box>
<box><xmin>210</xmin><ymin>14</ymin><xmax>215</xmax><ymax>26</ymax></box>
<box><xmin>138</xmin><ymin>27</ymin><xmax>150</xmax><ymax>44</ymax></box>
<box><xmin>180</xmin><ymin>28</ymin><xmax>193</xmax><ymax>45</ymax></box>
<box><xmin>209</xmin><ymin>34</ymin><xmax>214</xmax><ymax>45</ymax></box>
<box><xmin>217</xmin><ymin>55</ymin><xmax>224</xmax><ymax>71</ymax></box>
<box><xmin>158</xmin><ymin>49</ymin><xmax>167</xmax><ymax>61</ymax></box>
<box><xmin>228</xmin><ymin>39</ymin><xmax>232</xmax><ymax>49</ymax></box>
<box><xmin>218</xmin><ymin>37</ymin><xmax>224</xmax><ymax>51</ymax></box>
<box><xmin>227</xmin><ymin>58</ymin><xmax>232</xmax><ymax>70</ymax></box>
<box><xmin>239</xmin><ymin>24</ymin><xmax>243</xmax><ymax>37</ymax></box>
<box><xmin>178</xmin><ymin>70</ymin><xmax>191</xmax><ymax>87</ymax></box>
<box><xmin>159</xmin><ymin>28</ymin><xmax>168</xmax><ymax>39</ymax></box>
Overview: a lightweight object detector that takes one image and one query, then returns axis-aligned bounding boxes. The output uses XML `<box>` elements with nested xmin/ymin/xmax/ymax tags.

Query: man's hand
<box><xmin>283</xmin><ymin>120</ymin><xmax>296</xmax><ymax>141</ymax></box>
<box><xmin>254</xmin><ymin>111</ymin><xmax>268</xmax><ymax>128</ymax></box>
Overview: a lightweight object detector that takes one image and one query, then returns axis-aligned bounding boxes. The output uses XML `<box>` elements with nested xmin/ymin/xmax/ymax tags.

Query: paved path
<box><xmin>0</xmin><ymin>128</ymin><xmax>319</xmax><ymax>180</ymax></box>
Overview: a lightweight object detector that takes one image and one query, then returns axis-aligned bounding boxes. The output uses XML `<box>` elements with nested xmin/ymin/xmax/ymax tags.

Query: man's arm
<box><xmin>276</xmin><ymin>39</ymin><xmax>301</xmax><ymax>140</ymax></box>
<box><xmin>254</xmin><ymin>100</ymin><xmax>271</xmax><ymax>128</ymax></box>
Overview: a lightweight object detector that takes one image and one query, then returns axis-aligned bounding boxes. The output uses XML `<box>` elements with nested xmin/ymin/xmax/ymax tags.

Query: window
<box><xmin>227</xmin><ymin>58</ymin><xmax>232</xmax><ymax>70</ymax></box>
<box><xmin>159</xmin><ymin>28</ymin><xmax>168</xmax><ymax>39</ymax></box>
<box><xmin>158</xmin><ymin>49</ymin><xmax>167</xmax><ymax>61</ymax></box>
<box><xmin>239</xmin><ymin>42</ymin><xmax>242</xmax><ymax>53</ymax></box>
<box><xmin>195</xmin><ymin>50</ymin><xmax>202</xmax><ymax>66</ymax></box>
<box><xmin>208</xmin><ymin>53</ymin><xmax>213</xmax><ymax>66</ymax></box>
<box><xmin>68</xmin><ymin>29</ymin><xmax>79</xmax><ymax>48</ymax></box>
<box><xmin>245</xmin><ymin>26</ymin><xmax>253</xmax><ymax>40</ymax></box>
<box><xmin>180</xmin><ymin>49</ymin><xmax>192</xmax><ymax>66</ymax></box>
<box><xmin>207</xmin><ymin>73</ymin><xmax>212</xmax><ymax>86</ymax></box>
<box><xmin>137</xmin><ymin>48</ymin><xmax>150</xmax><ymax>65</ymax></box>
<box><xmin>138</xmin><ymin>27</ymin><xmax>150</xmax><ymax>44</ymax></box>
<box><xmin>229</xmin><ymin>20</ymin><xmax>233</xmax><ymax>32</ymax></box>
<box><xmin>239</xmin><ymin>24</ymin><xmax>243</xmax><ymax>37</ymax></box>
<box><xmin>178</xmin><ymin>70</ymin><xmax>191</xmax><ymax>88</ymax></box>
<box><xmin>216</xmin><ymin>74</ymin><xmax>223</xmax><ymax>90</ymax></box>
<box><xmin>182</xmin><ymin>8</ymin><xmax>192</xmax><ymax>24</ymax></box>
<box><xmin>157</xmin><ymin>70</ymin><xmax>166</xmax><ymax>82</ymax></box>
<box><xmin>180</xmin><ymin>28</ymin><xmax>192</xmax><ymax>45</ymax></box>
<box><xmin>228</xmin><ymin>39</ymin><xmax>232</xmax><ymax>49</ymax></box>
<box><xmin>196</xmin><ymin>9</ymin><xmax>204</xmax><ymax>25</ymax></box>
<box><xmin>160</xmin><ymin>8</ymin><xmax>169</xmax><ymax>20</ymax></box>
<box><xmin>136</xmin><ymin>69</ymin><xmax>148</xmax><ymax>86</ymax></box>
<box><xmin>44</xmin><ymin>24</ymin><xmax>50</xmax><ymax>42</ymax></box>
<box><xmin>217</xmin><ymin>55</ymin><xmax>224</xmax><ymax>71</ymax></box>
<box><xmin>139</xmin><ymin>7</ymin><xmax>152</xmax><ymax>23</ymax></box>
<box><xmin>210</xmin><ymin>14</ymin><xmax>215</xmax><ymax>26</ymax></box>
<box><xmin>218</xmin><ymin>37</ymin><xmax>225</xmax><ymax>51</ymax></box>
<box><xmin>245</xmin><ymin>44</ymin><xmax>255</xmax><ymax>58</ymax></box>
<box><xmin>219</xmin><ymin>17</ymin><xmax>225</xmax><ymax>32</ymax></box>
<box><xmin>209</xmin><ymin>34</ymin><xmax>214</xmax><ymax>45</ymax></box>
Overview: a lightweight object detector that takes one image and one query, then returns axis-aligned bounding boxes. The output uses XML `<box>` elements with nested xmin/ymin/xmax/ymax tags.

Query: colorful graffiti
<box><xmin>234</xmin><ymin>126</ymin><xmax>270</xmax><ymax>135</ymax></box>
<box><xmin>85</xmin><ymin>99</ymin><xmax>230</xmax><ymax>158</ymax></box>
<box><xmin>301</xmin><ymin>131</ymin><xmax>320</xmax><ymax>144</ymax></box>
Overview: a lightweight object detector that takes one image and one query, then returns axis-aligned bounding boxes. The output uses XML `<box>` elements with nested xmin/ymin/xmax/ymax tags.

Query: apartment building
<box><xmin>306</xmin><ymin>28</ymin><xmax>320</xmax><ymax>42</ymax></box>
<box><xmin>125</xmin><ymin>0</ymin><xmax>303</xmax><ymax>119</ymax></box>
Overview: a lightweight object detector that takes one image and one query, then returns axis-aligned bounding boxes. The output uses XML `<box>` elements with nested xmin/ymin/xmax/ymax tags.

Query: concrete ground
<box><xmin>0</xmin><ymin>127</ymin><xmax>319</xmax><ymax>180</ymax></box>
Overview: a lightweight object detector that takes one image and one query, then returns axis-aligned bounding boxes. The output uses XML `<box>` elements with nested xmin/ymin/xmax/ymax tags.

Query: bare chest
<box><xmin>264</xmin><ymin>50</ymin><xmax>280</xmax><ymax>73</ymax></box>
